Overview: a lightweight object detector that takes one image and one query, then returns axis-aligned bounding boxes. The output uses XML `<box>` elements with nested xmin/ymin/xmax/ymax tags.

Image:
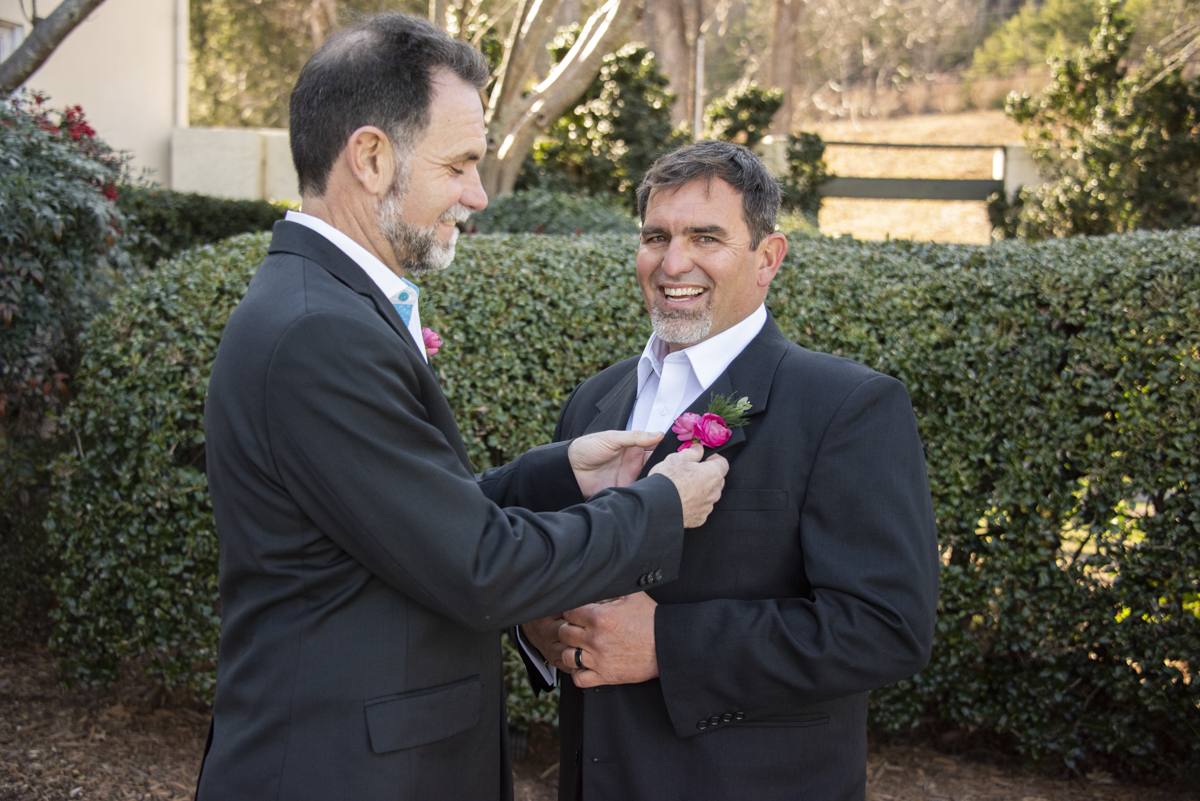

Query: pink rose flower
<box><xmin>671</xmin><ymin>412</ymin><xmax>702</xmax><ymax>442</ymax></box>
<box><xmin>694</xmin><ymin>413</ymin><xmax>731</xmax><ymax>448</ymax></box>
<box><xmin>421</xmin><ymin>327</ymin><xmax>442</xmax><ymax>356</ymax></box>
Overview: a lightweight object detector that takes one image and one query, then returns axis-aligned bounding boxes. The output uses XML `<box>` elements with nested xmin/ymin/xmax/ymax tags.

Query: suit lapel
<box><xmin>584</xmin><ymin>370</ymin><xmax>639</xmax><ymax>436</ymax></box>
<box><xmin>637</xmin><ymin>314</ymin><xmax>791</xmax><ymax>478</ymax></box>
<box><xmin>267</xmin><ymin>221</ymin><xmax>470</xmax><ymax>471</ymax></box>
<box><xmin>268</xmin><ymin>221</ymin><xmax>425</xmax><ymax>362</ymax></box>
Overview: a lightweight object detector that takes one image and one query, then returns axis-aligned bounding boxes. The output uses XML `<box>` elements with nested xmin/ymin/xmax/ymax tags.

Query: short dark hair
<box><xmin>636</xmin><ymin>141</ymin><xmax>781</xmax><ymax>249</ymax></box>
<box><xmin>289</xmin><ymin>13</ymin><xmax>490</xmax><ymax>196</ymax></box>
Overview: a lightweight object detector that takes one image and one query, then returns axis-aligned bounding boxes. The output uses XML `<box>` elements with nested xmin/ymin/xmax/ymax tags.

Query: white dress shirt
<box><xmin>520</xmin><ymin>303</ymin><xmax>769</xmax><ymax>685</ymax></box>
<box><xmin>285</xmin><ymin>210</ymin><xmax>428</xmax><ymax>363</ymax></box>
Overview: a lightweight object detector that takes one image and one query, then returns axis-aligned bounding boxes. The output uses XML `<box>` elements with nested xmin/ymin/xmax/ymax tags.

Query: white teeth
<box><xmin>664</xmin><ymin>287</ymin><xmax>705</xmax><ymax>298</ymax></box>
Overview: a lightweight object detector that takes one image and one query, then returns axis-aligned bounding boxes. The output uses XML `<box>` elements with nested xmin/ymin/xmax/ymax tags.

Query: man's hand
<box><xmin>650</xmin><ymin>443</ymin><xmax>728</xmax><ymax>528</ymax></box>
<box><xmin>558</xmin><ymin>592</ymin><xmax>659</xmax><ymax>688</ymax></box>
<box><xmin>520</xmin><ymin>614</ymin><xmax>571</xmax><ymax>672</ymax></box>
<box><xmin>568</xmin><ymin>430</ymin><xmax>664</xmax><ymax>499</ymax></box>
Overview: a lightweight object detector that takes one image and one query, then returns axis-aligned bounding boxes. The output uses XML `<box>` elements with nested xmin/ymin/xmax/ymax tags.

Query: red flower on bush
<box><xmin>102</xmin><ymin>183</ymin><xmax>118</xmax><ymax>202</ymax></box>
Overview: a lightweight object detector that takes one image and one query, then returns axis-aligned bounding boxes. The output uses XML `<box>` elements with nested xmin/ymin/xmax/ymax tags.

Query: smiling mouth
<box><xmin>661</xmin><ymin>286</ymin><xmax>708</xmax><ymax>303</ymax></box>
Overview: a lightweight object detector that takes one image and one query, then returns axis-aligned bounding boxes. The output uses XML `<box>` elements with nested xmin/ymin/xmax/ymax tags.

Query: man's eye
<box><xmin>451</xmin><ymin>166</ymin><xmax>464</xmax><ymax>176</ymax></box>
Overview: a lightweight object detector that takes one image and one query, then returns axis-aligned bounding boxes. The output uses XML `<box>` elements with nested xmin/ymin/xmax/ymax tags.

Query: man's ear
<box><xmin>756</xmin><ymin>231</ymin><xmax>788</xmax><ymax>287</ymax></box>
<box><xmin>344</xmin><ymin>126</ymin><xmax>395</xmax><ymax>197</ymax></box>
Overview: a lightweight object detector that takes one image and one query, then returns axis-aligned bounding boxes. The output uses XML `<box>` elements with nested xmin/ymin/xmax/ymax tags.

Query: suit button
<box><xmin>734</xmin><ymin>712</ymin><xmax>745</xmax><ymax>720</ymax></box>
<box><xmin>636</xmin><ymin>575</ymin><xmax>646</xmax><ymax>586</ymax></box>
<box><xmin>709</xmin><ymin>716</ymin><xmax>721</xmax><ymax>725</ymax></box>
<box><xmin>697</xmin><ymin>721</ymin><xmax>708</xmax><ymax>730</ymax></box>
<box><xmin>653</xmin><ymin>569</ymin><xmax>663</xmax><ymax>580</ymax></box>
<box><xmin>722</xmin><ymin>713</ymin><xmax>732</xmax><ymax>722</ymax></box>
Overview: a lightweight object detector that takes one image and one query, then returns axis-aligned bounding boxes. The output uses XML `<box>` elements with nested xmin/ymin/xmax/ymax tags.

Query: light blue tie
<box><xmin>390</xmin><ymin>278</ymin><xmax>419</xmax><ymax>326</ymax></box>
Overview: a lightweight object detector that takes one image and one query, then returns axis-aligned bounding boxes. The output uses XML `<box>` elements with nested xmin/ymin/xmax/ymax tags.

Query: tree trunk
<box><xmin>766</xmin><ymin>0</ymin><xmax>801</xmax><ymax>136</ymax></box>
<box><xmin>641</xmin><ymin>0</ymin><xmax>691</xmax><ymax>127</ymax></box>
<box><xmin>0</xmin><ymin>0</ymin><xmax>108</xmax><ymax>94</ymax></box>
<box><xmin>480</xmin><ymin>0</ymin><xmax>643</xmax><ymax>196</ymax></box>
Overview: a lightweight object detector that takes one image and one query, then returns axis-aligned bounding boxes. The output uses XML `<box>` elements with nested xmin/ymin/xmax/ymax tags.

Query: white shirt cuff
<box><xmin>516</xmin><ymin>624</ymin><xmax>558</xmax><ymax>688</ymax></box>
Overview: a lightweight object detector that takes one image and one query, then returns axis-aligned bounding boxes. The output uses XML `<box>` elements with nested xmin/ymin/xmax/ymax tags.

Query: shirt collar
<box><xmin>635</xmin><ymin>304</ymin><xmax>768</xmax><ymax>396</ymax></box>
<box><xmin>285</xmin><ymin>210</ymin><xmax>410</xmax><ymax>303</ymax></box>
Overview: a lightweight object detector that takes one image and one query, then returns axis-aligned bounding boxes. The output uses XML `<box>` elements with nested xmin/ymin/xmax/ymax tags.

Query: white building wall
<box><xmin>0</xmin><ymin>0</ymin><xmax>182</xmax><ymax>185</ymax></box>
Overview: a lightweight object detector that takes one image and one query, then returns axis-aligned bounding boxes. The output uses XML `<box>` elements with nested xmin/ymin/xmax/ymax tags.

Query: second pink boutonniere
<box><xmin>672</xmin><ymin>393</ymin><xmax>752</xmax><ymax>451</ymax></box>
<box><xmin>421</xmin><ymin>327</ymin><xmax>442</xmax><ymax>356</ymax></box>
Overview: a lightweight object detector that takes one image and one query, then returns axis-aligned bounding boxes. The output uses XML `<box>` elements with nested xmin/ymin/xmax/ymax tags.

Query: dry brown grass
<box><xmin>819</xmin><ymin>198</ymin><xmax>993</xmax><ymax>245</ymax></box>
<box><xmin>801</xmin><ymin>111</ymin><xmax>1021</xmax><ymax>244</ymax></box>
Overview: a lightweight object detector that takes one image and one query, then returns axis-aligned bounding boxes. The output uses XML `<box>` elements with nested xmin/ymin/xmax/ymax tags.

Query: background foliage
<box><xmin>46</xmin><ymin>228</ymin><xmax>1199</xmax><ymax>782</ymax></box>
<box><xmin>0</xmin><ymin>93</ymin><xmax>132</xmax><ymax>643</ymax></box>
<box><xmin>519</xmin><ymin>37</ymin><xmax>688</xmax><ymax>204</ymax></box>
<box><xmin>994</xmin><ymin>2</ymin><xmax>1200</xmax><ymax>240</ymax></box>
<box><xmin>702</xmin><ymin>83</ymin><xmax>782</xmax><ymax>148</ymax></box>
<box><xmin>466</xmin><ymin>189</ymin><xmax>637</xmax><ymax>235</ymax></box>
<box><xmin>0</xmin><ymin>97</ymin><xmax>287</xmax><ymax>645</ymax></box>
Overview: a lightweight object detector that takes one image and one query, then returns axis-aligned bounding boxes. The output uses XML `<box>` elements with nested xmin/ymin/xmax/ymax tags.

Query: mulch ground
<box><xmin>2</xmin><ymin>644</ymin><xmax>1194</xmax><ymax>801</ymax></box>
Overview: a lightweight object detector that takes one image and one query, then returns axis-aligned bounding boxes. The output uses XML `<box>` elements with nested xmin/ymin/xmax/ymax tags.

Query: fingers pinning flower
<box><xmin>421</xmin><ymin>327</ymin><xmax>442</xmax><ymax>356</ymax></box>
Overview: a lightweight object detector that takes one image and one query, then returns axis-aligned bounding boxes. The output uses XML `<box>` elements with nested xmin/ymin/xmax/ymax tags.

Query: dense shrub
<box><xmin>0</xmin><ymin>93</ymin><xmax>134</xmax><ymax>642</ymax></box>
<box><xmin>47</xmin><ymin>229</ymin><xmax>1199</xmax><ymax>781</ymax></box>
<box><xmin>519</xmin><ymin>37</ymin><xmax>687</xmax><ymax>204</ymax></box>
<box><xmin>702</xmin><ymin>83</ymin><xmax>783</xmax><ymax>149</ymax></box>
<box><xmin>117</xmin><ymin>185</ymin><xmax>286</xmax><ymax>267</ymax></box>
<box><xmin>778</xmin><ymin>132</ymin><xmax>831</xmax><ymax>219</ymax></box>
<box><xmin>466</xmin><ymin>189</ymin><xmax>637</xmax><ymax>235</ymax></box>
<box><xmin>996</xmin><ymin>2</ymin><xmax>1200</xmax><ymax>239</ymax></box>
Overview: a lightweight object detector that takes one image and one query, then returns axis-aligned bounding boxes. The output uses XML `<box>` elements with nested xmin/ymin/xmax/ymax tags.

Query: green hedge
<box><xmin>117</xmin><ymin>185</ymin><xmax>287</xmax><ymax>267</ymax></box>
<box><xmin>46</xmin><ymin>229</ymin><xmax>1199</xmax><ymax>782</ymax></box>
<box><xmin>466</xmin><ymin>189</ymin><xmax>638</xmax><ymax>235</ymax></box>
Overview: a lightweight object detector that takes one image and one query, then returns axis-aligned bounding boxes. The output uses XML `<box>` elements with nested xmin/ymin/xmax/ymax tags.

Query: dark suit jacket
<box><xmin>546</xmin><ymin>316</ymin><xmax>939</xmax><ymax>801</ymax></box>
<box><xmin>198</xmin><ymin>221</ymin><xmax>686</xmax><ymax>801</ymax></box>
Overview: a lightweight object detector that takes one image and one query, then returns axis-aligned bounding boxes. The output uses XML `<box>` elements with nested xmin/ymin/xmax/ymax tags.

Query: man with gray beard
<box><xmin>520</xmin><ymin>141</ymin><xmax>940</xmax><ymax>801</ymax></box>
<box><xmin>197</xmin><ymin>15</ymin><xmax>729</xmax><ymax>801</ymax></box>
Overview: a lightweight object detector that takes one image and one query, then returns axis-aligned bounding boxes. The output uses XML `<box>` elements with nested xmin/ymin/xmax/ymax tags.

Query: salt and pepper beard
<box><xmin>377</xmin><ymin>161</ymin><xmax>472</xmax><ymax>276</ymax></box>
<box><xmin>649</xmin><ymin>300</ymin><xmax>713</xmax><ymax>346</ymax></box>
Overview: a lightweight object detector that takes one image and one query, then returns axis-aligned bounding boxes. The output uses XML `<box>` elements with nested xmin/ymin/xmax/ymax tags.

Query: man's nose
<box><xmin>661</xmin><ymin>239</ymin><xmax>691</xmax><ymax>276</ymax></box>
<box><xmin>462</xmin><ymin>169</ymin><xmax>488</xmax><ymax>211</ymax></box>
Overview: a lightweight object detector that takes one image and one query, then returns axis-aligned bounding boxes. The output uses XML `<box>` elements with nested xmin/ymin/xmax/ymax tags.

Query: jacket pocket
<box><xmin>713</xmin><ymin>489</ymin><xmax>789</xmax><ymax>512</ymax></box>
<box><xmin>738</xmin><ymin>713</ymin><xmax>830</xmax><ymax>728</ymax></box>
<box><xmin>364</xmin><ymin>675</ymin><xmax>481</xmax><ymax>754</ymax></box>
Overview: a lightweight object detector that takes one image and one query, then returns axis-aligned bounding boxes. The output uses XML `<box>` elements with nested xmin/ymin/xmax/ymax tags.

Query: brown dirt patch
<box><xmin>3</xmin><ymin>645</ymin><xmax>1194</xmax><ymax>800</ymax></box>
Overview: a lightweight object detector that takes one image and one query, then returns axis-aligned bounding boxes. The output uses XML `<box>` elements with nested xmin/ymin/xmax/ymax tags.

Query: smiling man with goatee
<box><xmin>520</xmin><ymin>140</ymin><xmax>940</xmax><ymax>801</ymax></box>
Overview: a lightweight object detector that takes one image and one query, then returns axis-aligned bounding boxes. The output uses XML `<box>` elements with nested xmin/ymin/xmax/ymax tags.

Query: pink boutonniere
<box><xmin>421</xmin><ymin>327</ymin><xmax>442</xmax><ymax>356</ymax></box>
<box><xmin>672</xmin><ymin>394</ymin><xmax>752</xmax><ymax>452</ymax></box>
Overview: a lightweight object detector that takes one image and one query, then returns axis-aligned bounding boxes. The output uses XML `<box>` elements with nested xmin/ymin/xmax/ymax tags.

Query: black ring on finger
<box><xmin>574</xmin><ymin>647</ymin><xmax>584</xmax><ymax>670</ymax></box>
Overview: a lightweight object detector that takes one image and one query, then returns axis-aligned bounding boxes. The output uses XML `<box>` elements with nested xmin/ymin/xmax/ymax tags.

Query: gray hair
<box><xmin>289</xmin><ymin>13</ymin><xmax>489</xmax><ymax>197</ymax></box>
<box><xmin>636</xmin><ymin>141</ymin><xmax>781</xmax><ymax>249</ymax></box>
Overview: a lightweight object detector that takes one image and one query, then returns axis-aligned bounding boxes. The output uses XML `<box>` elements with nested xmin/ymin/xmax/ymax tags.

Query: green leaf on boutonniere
<box><xmin>705</xmin><ymin>393</ymin><xmax>752</xmax><ymax>428</ymax></box>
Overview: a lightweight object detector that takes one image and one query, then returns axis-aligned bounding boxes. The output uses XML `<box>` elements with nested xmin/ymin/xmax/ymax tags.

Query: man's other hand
<box><xmin>521</xmin><ymin>614</ymin><xmax>571</xmax><ymax>672</ymax></box>
<box><xmin>649</xmin><ymin>443</ymin><xmax>728</xmax><ymax>528</ymax></box>
<box><xmin>558</xmin><ymin>592</ymin><xmax>658</xmax><ymax>688</ymax></box>
<box><xmin>568</xmin><ymin>430</ymin><xmax>664</xmax><ymax>499</ymax></box>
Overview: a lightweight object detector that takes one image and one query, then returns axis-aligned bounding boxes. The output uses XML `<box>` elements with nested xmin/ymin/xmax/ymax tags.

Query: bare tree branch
<box><xmin>0</xmin><ymin>0</ymin><xmax>108</xmax><ymax>94</ymax></box>
<box><xmin>481</xmin><ymin>0</ymin><xmax>642</xmax><ymax>195</ymax></box>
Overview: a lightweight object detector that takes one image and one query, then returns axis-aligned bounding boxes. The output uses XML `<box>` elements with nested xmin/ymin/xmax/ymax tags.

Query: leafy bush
<box><xmin>0</xmin><ymin>93</ymin><xmax>134</xmax><ymax>642</ymax></box>
<box><xmin>117</xmin><ymin>185</ymin><xmax>286</xmax><ymax>267</ymax></box>
<box><xmin>702</xmin><ymin>83</ymin><xmax>782</xmax><ymax>149</ymax></box>
<box><xmin>778</xmin><ymin>132</ymin><xmax>831</xmax><ymax>219</ymax></box>
<box><xmin>48</xmin><ymin>229</ymin><xmax>1199</xmax><ymax>781</ymax></box>
<box><xmin>466</xmin><ymin>189</ymin><xmax>637</xmax><ymax>235</ymax></box>
<box><xmin>519</xmin><ymin>37</ymin><xmax>688</xmax><ymax>205</ymax></box>
<box><xmin>996</xmin><ymin>2</ymin><xmax>1200</xmax><ymax>239</ymax></box>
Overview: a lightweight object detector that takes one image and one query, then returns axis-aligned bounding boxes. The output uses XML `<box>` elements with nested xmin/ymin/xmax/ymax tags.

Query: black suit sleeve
<box><xmin>653</xmin><ymin>375</ymin><xmax>939</xmax><ymax>738</ymax></box>
<box><xmin>264</xmin><ymin>311</ymin><xmax>684</xmax><ymax>631</ymax></box>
